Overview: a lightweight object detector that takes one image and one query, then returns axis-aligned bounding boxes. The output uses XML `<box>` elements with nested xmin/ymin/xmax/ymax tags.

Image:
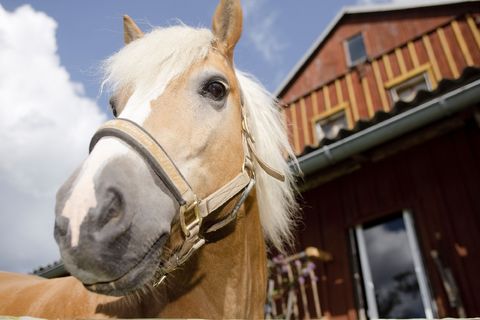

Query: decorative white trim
<box><xmin>355</xmin><ymin>225</ymin><xmax>379</xmax><ymax>319</ymax></box>
<box><xmin>403</xmin><ymin>210</ymin><xmax>436</xmax><ymax>319</ymax></box>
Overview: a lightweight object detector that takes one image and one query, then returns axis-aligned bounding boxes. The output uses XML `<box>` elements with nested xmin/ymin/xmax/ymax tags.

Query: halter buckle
<box><xmin>179</xmin><ymin>196</ymin><xmax>202</xmax><ymax>238</ymax></box>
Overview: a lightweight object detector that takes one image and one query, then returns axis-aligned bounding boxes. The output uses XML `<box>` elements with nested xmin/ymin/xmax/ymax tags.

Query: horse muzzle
<box><xmin>54</xmin><ymin>140</ymin><xmax>177</xmax><ymax>294</ymax></box>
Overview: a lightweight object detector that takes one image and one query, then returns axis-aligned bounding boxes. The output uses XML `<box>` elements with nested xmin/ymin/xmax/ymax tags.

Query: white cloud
<box><xmin>0</xmin><ymin>4</ymin><xmax>106</xmax><ymax>273</ymax></box>
<box><xmin>242</xmin><ymin>0</ymin><xmax>286</xmax><ymax>64</ymax></box>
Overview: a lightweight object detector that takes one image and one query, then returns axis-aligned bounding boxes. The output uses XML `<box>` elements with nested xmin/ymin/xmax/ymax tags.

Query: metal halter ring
<box><xmin>179</xmin><ymin>196</ymin><xmax>202</xmax><ymax>238</ymax></box>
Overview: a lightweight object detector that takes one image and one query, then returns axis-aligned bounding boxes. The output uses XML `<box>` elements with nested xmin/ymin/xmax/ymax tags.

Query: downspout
<box><xmin>297</xmin><ymin>78</ymin><xmax>480</xmax><ymax>177</ymax></box>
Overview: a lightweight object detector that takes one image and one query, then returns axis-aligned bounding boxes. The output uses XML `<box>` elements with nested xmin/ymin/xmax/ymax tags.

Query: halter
<box><xmin>89</xmin><ymin>104</ymin><xmax>284</xmax><ymax>287</ymax></box>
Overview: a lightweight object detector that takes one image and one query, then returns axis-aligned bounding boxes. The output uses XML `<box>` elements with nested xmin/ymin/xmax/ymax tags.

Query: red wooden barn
<box><xmin>276</xmin><ymin>0</ymin><xmax>480</xmax><ymax>318</ymax></box>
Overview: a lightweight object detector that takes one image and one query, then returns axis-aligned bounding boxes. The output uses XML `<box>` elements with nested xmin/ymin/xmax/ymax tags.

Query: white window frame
<box><xmin>314</xmin><ymin>109</ymin><xmax>347</xmax><ymax>142</ymax></box>
<box><xmin>390</xmin><ymin>72</ymin><xmax>431</xmax><ymax>103</ymax></box>
<box><xmin>345</xmin><ymin>32</ymin><xmax>367</xmax><ymax>67</ymax></box>
<box><xmin>355</xmin><ymin>210</ymin><xmax>436</xmax><ymax>319</ymax></box>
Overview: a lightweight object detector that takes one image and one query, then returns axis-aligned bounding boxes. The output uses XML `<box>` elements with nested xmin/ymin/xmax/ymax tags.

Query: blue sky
<box><xmin>1</xmin><ymin>0</ymin><xmax>366</xmax><ymax>113</ymax></box>
<box><xmin>0</xmin><ymin>0</ymin><xmax>408</xmax><ymax>273</ymax></box>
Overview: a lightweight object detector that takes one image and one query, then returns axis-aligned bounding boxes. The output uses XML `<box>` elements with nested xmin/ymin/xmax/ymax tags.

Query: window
<box><xmin>315</xmin><ymin>110</ymin><xmax>348</xmax><ymax>141</ymax></box>
<box><xmin>390</xmin><ymin>73</ymin><xmax>431</xmax><ymax>103</ymax></box>
<box><xmin>352</xmin><ymin>211</ymin><xmax>435</xmax><ymax>319</ymax></box>
<box><xmin>345</xmin><ymin>33</ymin><xmax>367</xmax><ymax>66</ymax></box>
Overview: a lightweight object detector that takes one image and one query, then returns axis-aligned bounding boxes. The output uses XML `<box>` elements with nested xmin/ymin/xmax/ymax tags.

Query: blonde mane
<box><xmin>102</xmin><ymin>25</ymin><xmax>298</xmax><ymax>251</ymax></box>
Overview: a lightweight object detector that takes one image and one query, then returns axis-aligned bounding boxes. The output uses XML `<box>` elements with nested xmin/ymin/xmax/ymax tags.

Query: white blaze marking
<box><xmin>62</xmin><ymin>138</ymin><xmax>128</xmax><ymax>247</ymax></box>
<box><xmin>61</xmin><ymin>89</ymin><xmax>155</xmax><ymax>248</ymax></box>
<box><xmin>120</xmin><ymin>89</ymin><xmax>154</xmax><ymax>124</ymax></box>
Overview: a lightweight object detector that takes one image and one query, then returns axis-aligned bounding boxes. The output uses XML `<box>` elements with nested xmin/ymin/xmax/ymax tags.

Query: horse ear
<box><xmin>123</xmin><ymin>15</ymin><xmax>144</xmax><ymax>45</ymax></box>
<box><xmin>212</xmin><ymin>0</ymin><xmax>243</xmax><ymax>61</ymax></box>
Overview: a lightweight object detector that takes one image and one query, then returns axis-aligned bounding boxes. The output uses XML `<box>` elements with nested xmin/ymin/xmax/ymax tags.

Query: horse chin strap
<box><xmin>89</xmin><ymin>104</ymin><xmax>284</xmax><ymax>288</ymax></box>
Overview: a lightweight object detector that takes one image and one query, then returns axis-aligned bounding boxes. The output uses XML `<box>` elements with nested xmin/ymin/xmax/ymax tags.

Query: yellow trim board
<box><xmin>346</xmin><ymin>73</ymin><xmax>360</xmax><ymax>121</ymax></box>
<box><xmin>323</xmin><ymin>86</ymin><xmax>331</xmax><ymax>110</ymax></box>
<box><xmin>335</xmin><ymin>79</ymin><xmax>344</xmax><ymax>103</ymax></box>
<box><xmin>467</xmin><ymin>15</ymin><xmax>480</xmax><ymax>50</ymax></box>
<box><xmin>451</xmin><ymin>20</ymin><xmax>474</xmax><ymax>66</ymax></box>
<box><xmin>384</xmin><ymin>63</ymin><xmax>432</xmax><ymax>89</ymax></box>
<box><xmin>422</xmin><ymin>35</ymin><xmax>442</xmax><ymax>81</ymax></box>
<box><xmin>311</xmin><ymin>91</ymin><xmax>319</xmax><ymax>116</ymax></box>
<box><xmin>407</xmin><ymin>41</ymin><xmax>420</xmax><ymax>68</ymax></box>
<box><xmin>310</xmin><ymin>102</ymin><xmax>349</xmax><ymax>124</ymax></box>
<box><xmin>395</xmin><ymin>48</ymin><xmax>407</xmax><ymax>74</ymax></box>
<box><xmin>299</xmin><ymin>98</ymin><xmax>311</xmax><ymax>146</ymax></box>
<box><xmin>437</xmin><ymin>27</ymin><xmax>459</xmax><ymax>78</ymax></box>
<box><xmin>382</xmin><ymin>54</ymin><xmax>394</xmax><ymax>80</ymax></box>
<box><xmin>361</xmin><ymin>77</ymin><xmax>375</xmax><ymax>118</ymax></box>
<box><xmin>372</xmin><ymin>60</ymin><xmax>390</xmax><ymax>111</ymax></box>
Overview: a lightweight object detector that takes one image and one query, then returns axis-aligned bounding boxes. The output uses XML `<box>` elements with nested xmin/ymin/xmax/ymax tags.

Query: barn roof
<box><xmin>32</xmin><ymin>260</ymin><xmax>68</xmax><ymax>279</ymax></box>
<box><xmin>274</xmin><ymin>0</ymin><xmax>480</xmax><ymax>98</ymax></box>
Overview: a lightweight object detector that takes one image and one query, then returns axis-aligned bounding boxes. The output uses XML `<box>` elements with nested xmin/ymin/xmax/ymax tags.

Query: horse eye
<box><xmin>109</xmin><ymin>97</ymin><xmax>118</xmax><ymax>117</ymax></box>
<box><xmin>202</xmin><ymin>80</ymin><xmax>227</xmax><ymax>101</ymax></box>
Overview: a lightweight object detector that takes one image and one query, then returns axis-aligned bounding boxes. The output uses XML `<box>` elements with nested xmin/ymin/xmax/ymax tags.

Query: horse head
<box><xmin>54</xmin><ymin>0</ymin><xmax>297</xmax><ymax>298</ymax></box>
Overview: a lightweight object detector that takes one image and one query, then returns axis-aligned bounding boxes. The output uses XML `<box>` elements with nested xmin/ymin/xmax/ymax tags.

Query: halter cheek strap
<box><xmin>89</xmin><ymin>105</ymin><xmax>285</xmax><ymax>287</ymax></box>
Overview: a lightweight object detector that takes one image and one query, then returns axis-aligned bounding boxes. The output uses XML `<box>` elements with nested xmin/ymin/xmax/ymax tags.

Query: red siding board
<box><xmin>377</xmin><ymin>59</ymin><xmax>391</xmax><ymax>105</ymax></box>
<box><xmin>317</xmin><ymin>88</ymin><xmax>326</xmax><ymax>115</ymax></box>
<box><xmin>305</xmin><ymin>94</ymin><xmax>315</xmax><ymax>145</ymax></box>
<box><xmin>389</xmin><ymin>51</ymin><xmax>402</xmax><ymax>79</ymax></box>
<box><xmin>461</xmin><ymin>19</ymin><xmax>480</xmax><ymax>64</ymax></box>
<box><xmin>350</xmin><ymin>72</ymin><xmax>368</xmax><ymax>120</ymax></box>
<box><xmin>445</xmin><ymin>24</ymin><xmax>468</xmax><ymax>72</ymax></box>
<box><xmin>431</xmin><ymin>31</ymin><xmax>453</xmax><ymax>79</ymax></box>
<box><xmin>402</xmin><ymin>45</ymin><xmax>414</xmax><ymax>71</ymax></box>
<box><xmin>329</xmin><ymin>83</ymin><xmax>339</xmax><ymax>107</ymax></box>
<box><xmin>429</xmin><ymin>134</ymin><xmax>476</xmax><ymax>313</ymax></box>
<box><xmin>365</xmin><ymin>66</ymin><xmax>382</xmax><ymax>113</ymax></box>
<box><xmin>340</xmin><ymin>77</ymin><xmax>349</xmax><ymax>105</ymax></box>
<box><xmin>415</xmin><ymin>38</ymin><xmax>430</xmax><ymax>67</ymax></box>
<box><xmin>298</xmin><ymin>124</ymin><xmax>480</xmax><ymax>318</ymax></box>
<box><xmin>294</xmin><ymin>103</ymin><xmax>305</xmax><ymax>151</ymax></box>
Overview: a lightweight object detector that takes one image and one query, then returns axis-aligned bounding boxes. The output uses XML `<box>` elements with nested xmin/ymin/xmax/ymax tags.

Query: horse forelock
<box><xmin>101</xmin><ymin>25</ymin><xmax>214</xmax><ymax>112</ymax></box>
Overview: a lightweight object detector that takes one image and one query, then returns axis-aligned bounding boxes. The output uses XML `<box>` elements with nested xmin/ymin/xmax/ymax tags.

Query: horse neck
<box><xmin>159</xmin><ymin>190</ymin><xmax>267</xmax><ymax>318</ymax></box>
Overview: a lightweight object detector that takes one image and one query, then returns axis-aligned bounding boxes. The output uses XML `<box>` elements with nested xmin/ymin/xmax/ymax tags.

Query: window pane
<box><xmin>393</xmin><ymin>74</ymin><xmax>430</xmax><ymax>102</ymax></box>
<box><xmin>347</xmin><ymin>34</ymin><xmax>366</xmax><ymax>65</ymax></box>
<box><xmin>363</xmin><ymin>216</ymin><xmax>426</xmax><ymax>318</ymax></box>
<box><xmin>397</xmin><ymin>80</ymin><xmax>428</xmax><ymax>102</ymax></box>
<box><xmin>316</xmin><ymin>112</ymin><xmax>347</xmax><ymax>141</ymax></box>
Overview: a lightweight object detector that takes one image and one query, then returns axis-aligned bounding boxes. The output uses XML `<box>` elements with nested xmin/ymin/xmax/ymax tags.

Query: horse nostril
<box><xmin>54</xmin><ymin>215</ymin><xmax>70</xmax><ymax>238</ymax></box>
<box><xmin>97</xmin><ymin>188</ymin><xmax>125</xmax><ymax>229</ymax></box>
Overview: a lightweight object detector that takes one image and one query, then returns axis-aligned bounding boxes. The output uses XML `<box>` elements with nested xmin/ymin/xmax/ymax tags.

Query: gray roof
<box><xmin>274</xmin><ymin>0</ymin><xmax>480</xmax><ymax>98</ymax></box>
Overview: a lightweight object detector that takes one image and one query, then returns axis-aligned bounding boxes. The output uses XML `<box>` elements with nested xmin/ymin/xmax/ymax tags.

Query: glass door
<box><xmin>354</xmin><ymin>211</ymin><xmax>436</xmax><ymax>319</ymax></box>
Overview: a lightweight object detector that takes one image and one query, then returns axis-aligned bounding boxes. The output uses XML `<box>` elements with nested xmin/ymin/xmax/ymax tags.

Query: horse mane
<box><xmin>101</xmin><ymin>25</ymin><xmax>298</xmax><ymax>251</ymax></box>
<box><xmin>236</xmin><ymin>71</ymin><xmax>298</xmax><ymax>251</ymax></box>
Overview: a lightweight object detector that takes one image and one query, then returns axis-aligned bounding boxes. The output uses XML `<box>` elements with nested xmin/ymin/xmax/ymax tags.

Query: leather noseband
<box><xmin>89</xmin><ymin>104</ymin><xmax>284</xmax><ymax>286</ymax></box>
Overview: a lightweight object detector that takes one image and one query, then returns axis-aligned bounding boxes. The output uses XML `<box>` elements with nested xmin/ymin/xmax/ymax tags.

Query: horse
<box><xmin>0</xmin><ymin>0</ymin><xmax>298</xmax><ymax>318</ymax></box>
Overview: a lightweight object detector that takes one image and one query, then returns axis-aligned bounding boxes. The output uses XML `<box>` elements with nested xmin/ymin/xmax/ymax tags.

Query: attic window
<box><xmin>390</xmin><ymin>73</ymin><xmax>431</xmax><ymax>103</ymax></box>
<box><xmin>315</xmin><ymin>110</ymin><xmax>348</xmax><ymax>142</ymax></box>
<box><xmin>345</xmin><ymin>33</ymin><xmax>367</xmax><ymax>66</ymax></box>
